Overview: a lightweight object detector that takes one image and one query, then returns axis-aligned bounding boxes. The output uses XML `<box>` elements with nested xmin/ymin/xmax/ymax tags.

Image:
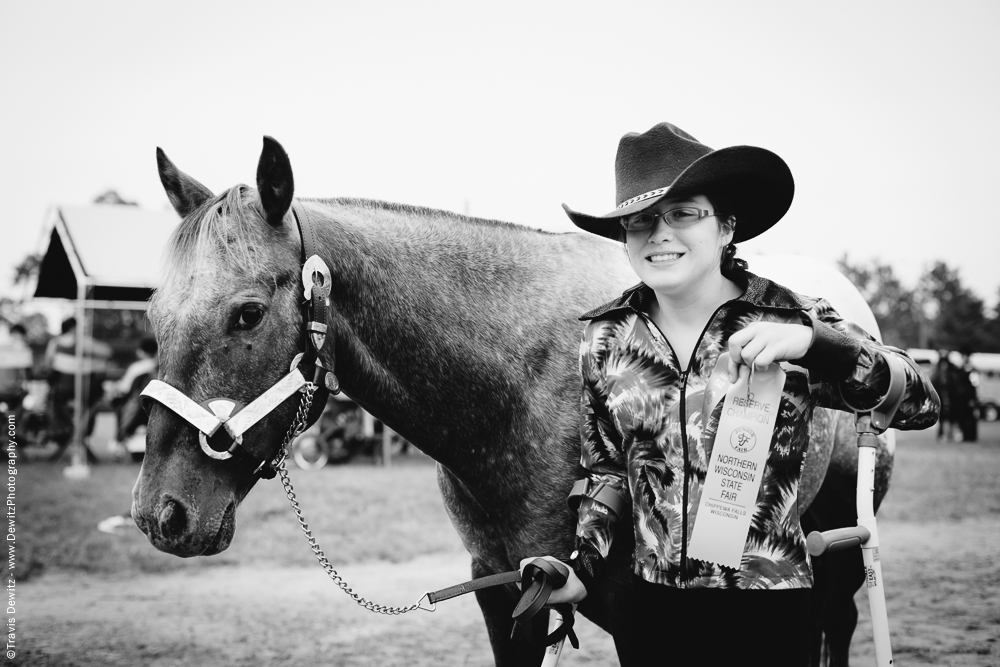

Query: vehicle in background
<box><xmin>907</xmin><ymin>349</ymin><xmax>1000</xmax><ymax>422</ymax></box>
<box><xmin>290</xmin><ymin>394</ymin><xmax>409</xmax><ymax>469</ymax></box>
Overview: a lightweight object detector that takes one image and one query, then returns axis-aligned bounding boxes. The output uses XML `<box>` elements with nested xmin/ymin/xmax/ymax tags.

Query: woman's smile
<box><xmin>646</xmin><ymin>251</ymin><xmax>685</xmax><ymax>264</ymax></box>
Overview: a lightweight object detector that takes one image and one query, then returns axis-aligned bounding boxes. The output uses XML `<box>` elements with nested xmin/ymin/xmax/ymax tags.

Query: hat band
<box><xmin>617</xmin><ymin>187</ymin><xmax>669</xmax><ymax>210</ymax></box>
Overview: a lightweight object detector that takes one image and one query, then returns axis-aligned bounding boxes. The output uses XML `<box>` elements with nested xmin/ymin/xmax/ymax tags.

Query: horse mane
<box><xmin>316</xmin><ymin>197</ymin><xmax>561</xmax><ymax>237</ymax></box>
<box><xmin>162</xmin><ymin>185</ymin><xmax>274</xmax><ymax>279</ymax></box>
<box><xmin>305</xmin><ymin>197</ymin><xmax>579</xmax><ymax>295</ymax></box>
<box><xmin>160</xmin><ymin>190</ymin><xmax>563</xmax><ymax>285</ymax></box>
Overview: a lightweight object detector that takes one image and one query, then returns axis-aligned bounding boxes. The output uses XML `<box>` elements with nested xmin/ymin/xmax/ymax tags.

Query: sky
<box><xmin>2</xmin><ymin>0</ymin><xmax>999</xmax><ymax>312</ymax></box>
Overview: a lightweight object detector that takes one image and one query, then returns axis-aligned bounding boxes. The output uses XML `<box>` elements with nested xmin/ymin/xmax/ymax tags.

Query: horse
<box><xmin>133</xmin><ymin>137</ymin><xmax>891</xmax><ymax>667</ymax></box>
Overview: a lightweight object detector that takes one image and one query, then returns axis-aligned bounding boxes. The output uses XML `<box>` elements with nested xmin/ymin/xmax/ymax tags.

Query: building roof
<box><xmin>34</xmin><ymin>205</ymin><xmax>179</xmax><ymax>303</ymax></box>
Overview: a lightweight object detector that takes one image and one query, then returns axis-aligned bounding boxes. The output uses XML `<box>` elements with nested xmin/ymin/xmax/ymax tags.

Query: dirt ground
<box><xmin>17</xmin><ymin>519</ymin><xmax>1000</xmax><ymax>667</ymax></box>
<box><xmin>14</xmin><ymin>426</ymin><xmax>1000</xmax><ymax>666</ymax></box>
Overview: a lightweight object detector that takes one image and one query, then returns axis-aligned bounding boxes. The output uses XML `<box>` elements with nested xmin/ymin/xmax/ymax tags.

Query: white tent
<box><xmin>34</xmin><ymin>204</ymin><xmax>178</xmax><ymax>306</ymax></box>
<box><xmin>33</xmin><ymin>204</ymin><xmax>178</xmax><ymax>472</ymax></box>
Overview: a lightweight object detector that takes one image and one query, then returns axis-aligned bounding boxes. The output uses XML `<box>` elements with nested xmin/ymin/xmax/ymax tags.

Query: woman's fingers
<box><xmin>730</xmin><ymin>330</ymin><xmax>767</xmax><ymax>371</ymax></box>
<box><xmin>546</xmin><ymin>572</ymin><xmax>587</xmax><ymax>604</ymax></box>
<box><xmin>738</xmin><ymin>337</ymin><xmax>768</xmax><ymax>369</ymax></box>
<box><xmin>727</xmin><ymin>322</ymin><xmax>813</xmax><ymax>378</ymax></box>
<box><xmin>727</xmin><ymin>325</ymin><xmax>755</xmax><ymax>363</ymax></box>
<box><xmin>727</xmin><ymin>324</ymin><xmax>757</xmax><ymax>380</ymax></box>
<box><xmin>518</xmin><ymin>556</ymin><xmax>588</xmax><ymax>604</ymax></box>
<box><xmin>727</xmin><ymin>356</ymin><xmax>751</xmax><ymax>385</ymax></box>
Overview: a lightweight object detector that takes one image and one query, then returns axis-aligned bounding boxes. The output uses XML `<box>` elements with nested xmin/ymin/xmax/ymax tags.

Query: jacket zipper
<box><xmin>678</xmin><ymin>368</ymin><xmax>691</xmax><ymax>584</ymax></box>
<box><xmin>644</xmin><ymin>303</ymin><xmax>730</xmax><ymax>585</ymax></box>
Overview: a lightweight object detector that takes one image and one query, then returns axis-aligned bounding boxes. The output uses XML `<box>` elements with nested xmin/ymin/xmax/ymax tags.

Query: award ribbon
<box><xmin>687</xmin><ymin>358</ymin><xmax>786</xmax><ymax>569</ymax></box>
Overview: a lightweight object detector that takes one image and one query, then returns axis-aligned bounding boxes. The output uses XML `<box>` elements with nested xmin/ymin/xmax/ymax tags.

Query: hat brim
<box><xmin>563</xmin><ymin>145</ymin><xmax>794</xmax><ymax>244</ymax></box>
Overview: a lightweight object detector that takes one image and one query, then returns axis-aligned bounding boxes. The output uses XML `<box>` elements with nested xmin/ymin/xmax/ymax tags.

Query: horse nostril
<box><xmin>158</xmin><ymin>499</ymin><xmax>188</xmax><ymax>539</ymax></box>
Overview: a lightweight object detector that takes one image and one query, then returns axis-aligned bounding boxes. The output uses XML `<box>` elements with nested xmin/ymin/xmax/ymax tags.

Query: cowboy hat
<box><xmin>562</xmin><ymin>122</ymin><xmax>794</xmax><ymax>243</ymax></box>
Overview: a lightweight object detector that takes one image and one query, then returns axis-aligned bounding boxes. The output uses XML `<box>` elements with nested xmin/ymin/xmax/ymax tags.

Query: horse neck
<box><xmin>304</xmin><ymin>198</ymin><xmax>610</xmax><ymax>473</ymax></box>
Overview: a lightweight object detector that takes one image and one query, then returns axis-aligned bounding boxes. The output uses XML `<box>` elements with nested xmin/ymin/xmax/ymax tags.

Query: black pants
<box><xmin>613</xmin><ymin>576</ymin><xmax>813</xmax><ymax>667</ymax></box>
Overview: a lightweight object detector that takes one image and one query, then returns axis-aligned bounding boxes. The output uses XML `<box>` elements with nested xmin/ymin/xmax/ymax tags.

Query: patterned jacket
<box><xmin>575</xmin><ymin>272</ymin><xmax>939</xmax><ymax>590</ymax></box>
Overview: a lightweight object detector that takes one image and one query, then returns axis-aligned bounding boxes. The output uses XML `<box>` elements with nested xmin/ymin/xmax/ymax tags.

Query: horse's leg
<box><xmin>470</xmin><ymin>557</ymin><xmax>546</xmax><ymax>667</ymax></box>
<box><xmin>435</xmin><ymin>465</ymin><xmax>545</xmax><ymax>666</ymax></box>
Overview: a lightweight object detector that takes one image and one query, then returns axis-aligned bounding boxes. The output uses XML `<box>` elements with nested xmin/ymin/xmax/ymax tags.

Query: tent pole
<box><xmin>66</xmin><ymin>280</ymin><xmax>90</xmax><ymax>478</ymax></box>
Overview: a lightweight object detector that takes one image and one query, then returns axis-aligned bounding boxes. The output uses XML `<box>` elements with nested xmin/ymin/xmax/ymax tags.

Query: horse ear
<box><xmin>256</xmin><ymin>136</ymin><xmax>294</xmax><ymax>227</ymax></box>
<box><xmin>156</xmin><ymin>148</ymin><xmax>213</xmax><ymax>218</ymax></box>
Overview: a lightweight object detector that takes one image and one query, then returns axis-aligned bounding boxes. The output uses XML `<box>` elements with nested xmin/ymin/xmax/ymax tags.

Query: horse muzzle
<box><xmin>133</xmin><ymin>493</ymin><xmax>237</xmax><ymax>557</ymax></box>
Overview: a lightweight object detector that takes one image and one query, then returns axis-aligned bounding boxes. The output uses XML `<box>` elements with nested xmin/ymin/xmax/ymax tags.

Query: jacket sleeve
<box><xmin>796</xmin><ymin>298</ymin><xmax>940</xmax><ymax>430</ymax></box>
<box><xmin>573</xmin><ymin>322</ymin><xmax>630</xmax><ymax>589</ymax></box>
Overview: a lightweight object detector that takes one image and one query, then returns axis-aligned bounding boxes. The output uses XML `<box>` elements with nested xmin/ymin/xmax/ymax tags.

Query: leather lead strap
<box><xmin>423</xmin><ymin>560</ymin><xmax>579</xmax><ymax>649</ymax></box>
<box><xmin>426</xmin><ymin>570</ymin><xmax>522</xmax><ymax>605</ymax></box>
<box><xmin>512</xmin><ymin>559</ymin><xmax>568</xmax><ymax>622</ymax></box>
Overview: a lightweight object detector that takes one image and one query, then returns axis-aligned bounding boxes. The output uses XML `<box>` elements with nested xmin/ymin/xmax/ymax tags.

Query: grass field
<box><xmin>10</xmin><ymin>448</ymin><xmax>460</xmax><ymax>579</ymax></box>
<box><xmin>10</xmin><ymin>422</ymin><xmax>1000</xmax><ymax>666</ymax></box>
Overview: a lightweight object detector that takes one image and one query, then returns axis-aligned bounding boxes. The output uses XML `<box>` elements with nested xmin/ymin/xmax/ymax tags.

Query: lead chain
<box><xmin>269</xmin><ymin>382</ymin><xmax>318</xmax><ymax>471</ymax></box>
<box><xmin>274</xmin><ymin>385</ymin><xmax>423</xmax><ymax>616</ymax></box>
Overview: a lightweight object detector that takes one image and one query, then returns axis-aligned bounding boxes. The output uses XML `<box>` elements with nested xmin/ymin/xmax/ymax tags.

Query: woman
<box><xmin>525</xmin><ymin>122</ymin><xmax>939</xmax><ymax>665</ymax></box>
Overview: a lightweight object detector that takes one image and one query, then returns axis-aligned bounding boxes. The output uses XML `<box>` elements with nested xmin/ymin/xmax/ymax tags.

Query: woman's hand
<box><xmin>727</xmin><ymin>322</ymin><xmax>812</xmax><ymax>381</ymax></box>
<box><xmin>518</xmin><ymin>556</ymin><xmax>588</xmax><ymax>604</ymax></box>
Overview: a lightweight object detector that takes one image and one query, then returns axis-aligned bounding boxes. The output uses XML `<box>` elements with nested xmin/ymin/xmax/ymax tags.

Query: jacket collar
<box><xmin>580</xmin><ymin>271</ymin><xmax>815</xmax><ymax>321</ymax></box>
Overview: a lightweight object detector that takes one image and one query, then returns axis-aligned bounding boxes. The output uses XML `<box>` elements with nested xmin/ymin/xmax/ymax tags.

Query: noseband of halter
<box><xmin>140</xmin><ymin>201</ymin><xmax>338</xmax><ymax>480</ymax></box>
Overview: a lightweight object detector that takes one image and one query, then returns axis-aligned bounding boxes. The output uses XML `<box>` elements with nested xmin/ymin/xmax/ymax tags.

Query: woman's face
<box><xmin>624</xmin><ymin>194</ymin><xmax>733</xmax><ymax>296</ymax></box>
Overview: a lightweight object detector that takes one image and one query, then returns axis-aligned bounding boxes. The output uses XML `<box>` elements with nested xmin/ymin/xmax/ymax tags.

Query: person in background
<box><xmin>931</xmin><ymin>350</ymin><xmax>957</xmax><ymax>442</ymax></box>
<box><xmin>44</xmin><ymin>317</ymin><xmax>112</xmax><ymax>463</ymax></box>
<box><xmin>0</xmin><ymin>323</ymin><xmax>32</xmax><ymax>412</ymax></box>
<box><xmin>0</xmin><ymin>324</ymin><xmax>33</xmax><ymax>449</ymax></box>
<box><xmin>523</xmin><ymin>122</ymin><xmax>940</xmax><ymax>666</ymax></box>
<box><xmin>99</xmin><ymin>337</ymin><xmax>159</xmax><ymax>532</ymax></box>
<box><xmin>955</xmin><ymin>350</ymin><xmax>978</xmax><ymax>442</ymax></box>
<box><xmin>107</xmin><ymin>337</ymin><xmax>158</xmax><ymax>459</ymax></box>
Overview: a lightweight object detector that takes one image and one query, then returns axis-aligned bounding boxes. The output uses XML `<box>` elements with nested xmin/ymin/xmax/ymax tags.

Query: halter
<box><xmin>141</xmin><ymin>201</ymin><xmax>338</xmax><ymax>480</ymax></box>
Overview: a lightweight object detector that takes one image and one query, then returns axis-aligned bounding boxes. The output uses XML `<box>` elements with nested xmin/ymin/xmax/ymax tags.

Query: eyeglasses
<box><xmin>620</xmin><ymin>207</ymin><xmax>721</xmax><ymax>232</ymax></box>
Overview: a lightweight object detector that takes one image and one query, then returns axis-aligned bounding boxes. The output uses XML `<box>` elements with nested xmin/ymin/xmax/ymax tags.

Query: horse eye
<box><xmin>237</xmin><ymin>305</ymin><xmax>264</xmax><ymax>329</ymax></box>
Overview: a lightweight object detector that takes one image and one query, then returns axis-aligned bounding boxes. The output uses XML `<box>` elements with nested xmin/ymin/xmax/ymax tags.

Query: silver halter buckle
<box><xmin>197</xmin><ymin>398</ymin><xmax>244</xmax><ymax>460</ymax></box>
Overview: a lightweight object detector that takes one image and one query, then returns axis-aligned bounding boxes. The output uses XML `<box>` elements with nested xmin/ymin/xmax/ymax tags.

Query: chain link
<box><xmin>273</xmin><ymin>384</ymin><xmax>424</xmax><ymax>616</ymax></box>
<box><xmin>269</xmin><ymin>382</ymin><xmax>318</xmax><ymax>471</ymax></box>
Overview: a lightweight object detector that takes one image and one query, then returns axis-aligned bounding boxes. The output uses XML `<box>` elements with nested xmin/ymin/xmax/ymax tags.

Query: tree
<box><xmin>919</xmin><ymin>261</ymin><xmax>991</xmax><ymax>353</ymax></box>
<box><xmin>986</xmin><ymin>288</ymin><xmax>1000</xmax><ymax>353</ymax></box>
<box><xmin>838</xmin><ymin>255</ymin><xmax>924</xmax><ymax>348</ymax></box>
<box><xmin>15</xmin><ymin>313</ymin><xmax>51</xmax><ymax>349</ymax></box>
<box><xmin>13</xmin><ymin>253</ymin><xmax>42</xmax><ymax>285</ymax></box>
<box><xmin>93</xmin><ymin>189</ymin><xmax>137</xmax><ymax>206</ymax></box>
<box><xmin>0</xmin><ymin>297</ymin><xmax>51</xmax><ymax>358</ymax></box>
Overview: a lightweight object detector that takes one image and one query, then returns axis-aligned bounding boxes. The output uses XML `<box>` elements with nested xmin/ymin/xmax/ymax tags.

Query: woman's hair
<box><xmin>706</xmin><ymin>190</ymin><xmax>749</xmax><ymax>280</ymax></box>
<box><xmin>617</xmin><ymin>191</ymin><xmax>750</xmax><ymax>280</ymax></box>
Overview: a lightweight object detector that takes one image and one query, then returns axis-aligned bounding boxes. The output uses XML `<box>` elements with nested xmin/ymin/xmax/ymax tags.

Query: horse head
<box><xmin>133</xmin><ymin>137</ymin><xmax>314</xmax><ymax>556</ymax></box>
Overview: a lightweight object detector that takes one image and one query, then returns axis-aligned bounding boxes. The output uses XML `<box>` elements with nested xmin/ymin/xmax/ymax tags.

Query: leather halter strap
<box><xmin>141</xmin><ymin>366</ymin><xmax>309</xmax><ymax>443</ymax></box>
<box><xmin>141</xmin><ymin>199</ymin><xmax>338</xmax><ymax>479</ymax></box>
